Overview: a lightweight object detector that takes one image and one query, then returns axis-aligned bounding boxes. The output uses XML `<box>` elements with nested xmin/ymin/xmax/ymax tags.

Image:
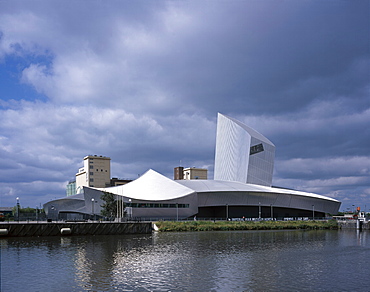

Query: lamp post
<box><xmin>176</xmin><ymin>203</ymin><xmax>179</xmax><ymax>221</ymax></box>
<box><xmin>116</xmin><ymin>195</ymin><xmax>119</xmax><ymax>221</ymax></box>
<box><xmin>226</xmin><ymin>204</ymin><xmax>229</xmax><ymax>221</ymax></box>
<box><xmin>91</xmin><ymin>198</ymin><xmax>95</xmax><ymax>221</ymax></box>
<box><xmin>129</xmin><ymin>199</ymin><xmax>132</xmax><ymax>220</ymax></box>
<box><xmin>122</xmin><ymin>197</ymin><xmax>125</xmax><ymax>220</ymax></box>
<box><xmin>258</xmin><ymin>202</ymin><xmax>261</xmax><ymax>219</ymax></box>
<box><xmin>270</xmin><ymin>204</ymin><xmax>273</xmax><ymax>219</ymax></box>
<box><xmin>16</xmin><ymin>197</ymin><xmax>20</xmax><ymax>221</ymax></box>
<box><xmin>312</xmin><ymin>205</ymin><xmax>315</xmax><ymax>220</ymax></box>
<box><xmin>118</xmin><ymin>196</ymin><xmax>121</xmax><ymax>220</ymax></box>
<box><xmin>116</xmin><ymin>195</ymin><xmax>123</xmax><ymax>221</ymax></box>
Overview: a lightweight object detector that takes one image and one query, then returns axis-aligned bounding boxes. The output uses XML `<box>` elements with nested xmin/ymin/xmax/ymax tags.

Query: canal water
<box><xmin>1</xmin><ymin>230</ymin><xmax>370</xmax><ymax>291</ymax></box>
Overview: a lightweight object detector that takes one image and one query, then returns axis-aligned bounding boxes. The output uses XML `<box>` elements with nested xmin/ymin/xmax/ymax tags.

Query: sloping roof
<box><xmin>220</xmin><ymin>113</ymin><xmax>275</xmax><ymax>146</ymax></box>
<box><xmin>177</xmin><ymin>179</ymin><xmax>340</xmax><ymax>202</ymax></box>
<box><xmin>95</xmin><ymin>169</ymin><xmax>339</xmax><ymax>203</ymax></box>
<box><xmin>97</xmin><ymin>169</ymin><xmax>195</xmax><ymax>201</ymax></box>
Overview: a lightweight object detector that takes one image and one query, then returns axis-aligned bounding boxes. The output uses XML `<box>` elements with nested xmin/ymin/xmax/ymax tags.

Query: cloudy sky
<box><xmin>0</xmin><ymin>0</ymin><xmax>369</xmax><ymax>212</ymax></box>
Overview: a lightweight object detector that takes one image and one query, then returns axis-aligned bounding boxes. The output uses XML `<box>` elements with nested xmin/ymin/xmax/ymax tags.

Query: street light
<box><xmin>270</xmin><ymin>204</ymin><xmax>273</xmax><ymax>219</ymax></box>
<box><xmin>116</xmin><ymin>195</ymin><xmax>119</xmax><ymax>221</ymax></box>
<box><xmin>129</xmin><ymin>199</ymin><xmax>132</xmax><ymax>220</ymax></box>
<box><xmin>258</xmin><ymin>202</ymin><xmax>261</xmax><ymax>219</ymax></box>
<box><xmin>226</xmin><ymin>204</ymin><xmax>229</xmax><ymax>221</ymax></box>
<box><xmin>312</xmin><ymin>205</ymin><xmax>315</xmax><ymax>220</ymax></box>
<box><xmin>122</xmin><ymin>196</ymin><xmax>124</xmax><ymax>219</ymax></box>
<box><xmin>16</xmin><ymin>197</ymin><xmax>20</xmax><ymax>221</ymax></box>
<box><xmin>91</xmin><ymin>198</ymin><xmax>95</xmax><ymax>221</ymax></box>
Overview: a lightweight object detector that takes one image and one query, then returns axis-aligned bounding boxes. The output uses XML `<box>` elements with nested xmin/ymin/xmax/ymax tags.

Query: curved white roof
<box><xmin>97</xmin><ymin>169</ymin><xmax>195</xmax><ymax>201</ymax></box>
<box><xmin>177</xmin><ymin>179</ymin><xmax>340</xmax><ymax>202</ymax></box>
<box><xmin>96</xmin><ymin>169</ymin><xmax>339</xmax><ymax>203</ymax></box>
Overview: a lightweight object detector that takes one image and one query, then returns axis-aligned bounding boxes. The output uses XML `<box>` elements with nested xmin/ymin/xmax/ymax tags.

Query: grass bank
<box><xmin>154</xmin><ymin>220</ymin><xmax>338</xmax><ymax>232</ymax></box>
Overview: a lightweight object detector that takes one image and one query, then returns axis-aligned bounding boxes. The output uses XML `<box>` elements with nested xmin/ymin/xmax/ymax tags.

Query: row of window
<box><xmin>89</xmin><ymin>166</ymin><xmax>107</xmax><ymax>172</ymax></box>
<box><xmin>125</xmin><ymin>203</ymin><xmax>189</xmax><ymax>208</ymax></box>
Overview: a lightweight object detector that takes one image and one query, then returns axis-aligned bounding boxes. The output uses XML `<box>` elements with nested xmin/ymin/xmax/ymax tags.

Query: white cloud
<box><xmin>0</xmin><ymin>101</ymin><xmax>216</xmax><ymax>204</ymax></box>
<box><xmin>0</xmin><ymin>1</ymin><xmax>368</xmax><ymax>211</ymax></box>
<box><xmin>276</xmin><ymin>157</ymin><xmax>370</xmax><ymax>178</ymax></box>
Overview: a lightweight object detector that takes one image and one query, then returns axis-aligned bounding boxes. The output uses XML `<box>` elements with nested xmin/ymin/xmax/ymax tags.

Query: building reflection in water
<box><xmin>2</xmin><ymin>230</ymin><xmax>370</xmax><ymax>291</ymax></box>
<box><xmin>71</xmin><ymin>231</ymin><xmax>334</xmax><ymax>291</ymax></box>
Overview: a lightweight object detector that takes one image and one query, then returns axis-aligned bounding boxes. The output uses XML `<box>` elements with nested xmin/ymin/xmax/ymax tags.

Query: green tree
<box><xmin>12</xmin><ymin>206</ymin><xmax>38</xmax><ymax>215</ymax></box>
<box><xmin>20</xmin><ymin>207</ymin><xmax>36</xmax><ymax>213</ymax></box>
<box><xmin>100</xmin><ymin>192</ymin><xmax>117</xmax><ymax>218</ymax></box>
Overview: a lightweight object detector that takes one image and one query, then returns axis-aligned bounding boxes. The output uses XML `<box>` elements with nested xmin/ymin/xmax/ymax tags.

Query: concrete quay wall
<box><xmin>0</xmin><ymin>222</ymin><xmax>153</xmax><ymax>237</ymax></box>
<box><xmin>338</xmin><ymin>221</ymin><xmax>370</xmax><ymax>230</ymax></box>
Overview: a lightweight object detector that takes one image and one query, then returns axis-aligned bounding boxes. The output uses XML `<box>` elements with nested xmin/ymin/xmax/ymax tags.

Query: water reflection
<box><xmin>2</xmin><ymin>230</ymin><xmax>370</xmax><ymax>291</ymax></box>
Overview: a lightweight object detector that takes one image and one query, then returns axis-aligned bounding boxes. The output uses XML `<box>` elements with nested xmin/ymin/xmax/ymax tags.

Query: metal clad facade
<box><xmin>214</xmin><ymin>113</ymin><xmax>275</xmax><ymax>186</ymax></box>
<box><xmin>214</xmin><ymin>113</ymin><xmax>250</xmax><ymax>183</ymax></box>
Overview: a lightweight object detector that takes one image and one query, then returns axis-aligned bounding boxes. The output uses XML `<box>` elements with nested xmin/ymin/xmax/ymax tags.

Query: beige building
<box><xmin>183</xmin><ymin>167</ymin><xmax>207</xmax><ymax>180</ymax></box>
<box><xmin>75</xmin><ymin>155</ymin><xmax>111</xmax><ymax>193</ymax></box>
<box><xmin>174</xmin><ymin>167</ymin><xmax>208</xmax><ymax>180</ymax></box>
<box><xmin>110</xmin><ymin>178</ymin><xmax>132</xmax><ymax>186</ymax></box>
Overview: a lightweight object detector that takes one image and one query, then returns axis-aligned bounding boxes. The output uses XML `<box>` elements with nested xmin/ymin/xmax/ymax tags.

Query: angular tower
<box><xmin>214</xmin><ymin>113</ymin><xmax>275</xmax><ymax>186</ymax></box>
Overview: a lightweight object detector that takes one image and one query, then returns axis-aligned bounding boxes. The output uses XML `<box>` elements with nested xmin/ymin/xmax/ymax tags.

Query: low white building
<box><xmin>45</xmin><ymin>168</ymin><xmax>340</xmax><ymax>220</ymax></box>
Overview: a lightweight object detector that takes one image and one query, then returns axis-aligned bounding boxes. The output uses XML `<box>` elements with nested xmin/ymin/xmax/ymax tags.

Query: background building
<box><xmin>68</xmin><ymin>157</ymin><xmax>131</xmax><ymax>196</ymax></box>
<box><xmin>183</xmin><ymin>167</ymin><xmax>207</xmax><ymax>180</ymax></box>
<box><xmin>174</xmin><ymin>166</ymin><xmax>184</xmax><ymax>180</ymax></box>
<box><xmin>66</xmin><ymin>180</ymin><xmax>76</xmax><ymax>196</ymax></box>
<box><xmin>75</xmin><ymin>155</ymin><xmax>111</xmax><ymax>194</ymax></box>
<box><xmin>110</xmin><ymin>178</ymin><xmax>132</xmax><ymax>186</ymax></box>
<box><xmin>174</xmin><ymin>167</ymin><xmax>208</xmax><ymax>180</ymax></box>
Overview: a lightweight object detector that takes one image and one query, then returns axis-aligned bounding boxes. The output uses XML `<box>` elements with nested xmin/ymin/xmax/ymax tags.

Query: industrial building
<box><xmin>75</xmin><ymin>155</ymin><xmax>111</xmax><ymax>193</ymax></box>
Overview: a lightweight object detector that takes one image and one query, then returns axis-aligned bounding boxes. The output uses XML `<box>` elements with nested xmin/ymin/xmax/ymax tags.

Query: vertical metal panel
<box><xmin>214</xmin><ymin>113</ymin><xmax>250</xmax><ymax>183</ymax></box>
<box><xmin>214</xmin><ymin>113</ymin><xmax>275</xmax><ymax>186</ymax></box>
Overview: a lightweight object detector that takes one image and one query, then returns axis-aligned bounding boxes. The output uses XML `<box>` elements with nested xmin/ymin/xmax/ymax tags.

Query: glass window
<box><xmin>128</xmin><ymin>203</ymin><xmax>189</xmax><ymax>208</ymax></box>
<box><xmin>250</xmin><ymin>143</ymin><xmax>264</xmax><ymax>155</ymax></box>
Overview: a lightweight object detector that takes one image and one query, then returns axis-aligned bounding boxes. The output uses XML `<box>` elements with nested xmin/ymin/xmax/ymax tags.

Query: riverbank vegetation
<box><xmin>154</xmin><ymin>220</ymin><xmax>338</xmax><ymax>232</ymax></box>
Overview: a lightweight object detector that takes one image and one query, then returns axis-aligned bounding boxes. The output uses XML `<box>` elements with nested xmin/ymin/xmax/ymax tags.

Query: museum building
<box><xmin>44</xmin><ymin>113</ymin><xmax>341</xmax><ymax>220</ymax></box>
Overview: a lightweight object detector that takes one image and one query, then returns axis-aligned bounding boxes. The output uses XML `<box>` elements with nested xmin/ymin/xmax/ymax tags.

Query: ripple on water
<box><xmin>2</xmin><ymin>230</ymin><xmax>370</xmax><ymax>291</ymax></box>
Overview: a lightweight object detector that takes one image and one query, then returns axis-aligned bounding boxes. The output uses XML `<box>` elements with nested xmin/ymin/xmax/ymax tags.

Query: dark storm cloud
<box><xmin>136</xmin><ymin>1</ymin><xmax>370</xmax><ymax>116</ymax></box>
<box><xmin>3</xmin><ymin>1</ymin><xmax>367</xmax><ymax>117</ymax></box>
<box><xmin>0</xmin><ymin>0</ymin><xmax>369</xmax><ymax>210</ymax></box>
